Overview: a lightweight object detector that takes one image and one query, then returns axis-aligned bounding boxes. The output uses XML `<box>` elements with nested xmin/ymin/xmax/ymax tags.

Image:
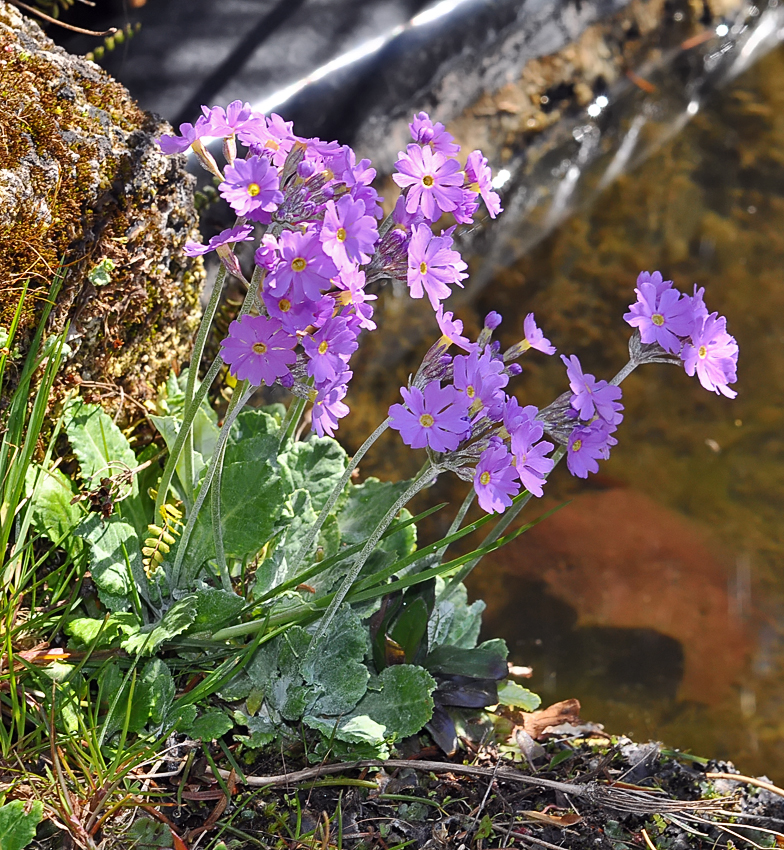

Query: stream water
<box><xmin>340</xmin><ymin>25</ymin><xmax>784</xmax><ymax>781</ymax></box>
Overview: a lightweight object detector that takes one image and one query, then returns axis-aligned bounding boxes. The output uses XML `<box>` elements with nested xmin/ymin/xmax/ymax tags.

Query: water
<box><xmin>344</xmin><ymin>24</ymin><xmax>784</xmax><ymax>781</ymax></box>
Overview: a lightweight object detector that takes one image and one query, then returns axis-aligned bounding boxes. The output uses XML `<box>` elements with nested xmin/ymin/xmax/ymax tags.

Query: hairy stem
<box><xmin>312</xmin><ymin>460</ymin><xmax>438</xmax><ymax>642</ymax></box>
<box><xmin>288</xmin><ymin>416</ymin><xmax>392</xmax><ymax>577</ymax></box>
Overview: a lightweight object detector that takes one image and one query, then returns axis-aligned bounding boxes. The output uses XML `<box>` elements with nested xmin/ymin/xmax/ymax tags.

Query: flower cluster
<box><xmin>159</xmin><ymin>102</ymin><xmax>505</xmax><ymax>437</ymax></box>
<box><xmin>624</xmin><ymin>271</ymin><xmax>739</xmax><ymax>398</ymax></box>
<box><xmin>389</xmin><ymin>312</ymin><xmax>557</xmax><ymax>513</ymax></box>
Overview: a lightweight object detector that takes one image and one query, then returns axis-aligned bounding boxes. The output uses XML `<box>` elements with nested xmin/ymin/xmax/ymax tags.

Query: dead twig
<box><xmin>706</xmin><ymin>771</ymin><xmax>784</xmax><ymax>800</ymax></box>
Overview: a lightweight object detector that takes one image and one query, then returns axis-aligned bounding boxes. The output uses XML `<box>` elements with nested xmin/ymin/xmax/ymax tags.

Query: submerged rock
<box><xmin>0</xmin><ymin>1</ymin><xmax>203</xmax><ymax>417</ymax></box>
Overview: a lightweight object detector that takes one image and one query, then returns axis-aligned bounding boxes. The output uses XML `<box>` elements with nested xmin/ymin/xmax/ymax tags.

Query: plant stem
<box><xmin>172</xmin><ymin>384</ymin><xmax>253</xmax><ymax>590</ymax></box>
<box><xmin>439</xmin><ymin>445</ymin><xmax>566</xmax><ymax>600</ymax></box>
<box><xmin>287</xmin><ymin>416</ymin><xmax>392</xmax><ymax>577</ymax></box>
<box><xmin>312</xmin><ymin>460</ymin><xmax>438</xmax><ymax>642</ymax></box>
<box><xmin>436</xmin><ymin>486</ymin><xmax>475</xmax><ymax>563</ymax></box>
<box><xmin>610</xmin><ymin>358</ymin><xmax>638</xmax><ymax>386</ymax></box>
<box><xmin>183</xmin><ymin>264</ymin><xmax>228</xmax><ymax>503</ymax></box>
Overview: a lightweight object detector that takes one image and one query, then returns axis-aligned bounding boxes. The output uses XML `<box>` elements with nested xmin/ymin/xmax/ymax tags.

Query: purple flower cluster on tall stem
<box><xmin>160</xmin><ymin>102</ymin><xmax>508</xmax><ymax>439</ymax></box>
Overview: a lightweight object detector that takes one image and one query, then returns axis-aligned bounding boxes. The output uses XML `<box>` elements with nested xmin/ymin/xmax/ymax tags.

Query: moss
<box><xmin>0</xmin><ymin>1</ymin><xmax>204</xmax><ymax>423</ymax></box>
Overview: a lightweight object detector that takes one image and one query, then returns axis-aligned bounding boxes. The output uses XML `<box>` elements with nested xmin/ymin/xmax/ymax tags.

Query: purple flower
<box><xmin>464</xmin><ymin>150</ymin><xmax>503</xmax><ymax>219</ymax></box>
<box><xmin>219</xmin><ymin>315</ymin><xmax>297</xmax><ymax>386</ymax></box>
<box><xmin>484</xmin><ymin>311</ymin><xmax>502</xmax><ymax>331</ymax></box>
<box><xmin>502</xmin><ymin>397</ymin><xmax>536</xmax><ymax>435</ymax></box>
<box><xmin>184</xmin><ymin>224</ymin><xmax>254</xmax><ymax>257</ymax></box>
<box><xmin>453</xmin><ymin>347</ymin><xmax>509</xmax><ymax>418</ymax></box>
<box><xmin>452</xmin><ymin>190</ymin><xmax>480</xmax><ymax>224</ymax></box>
<box><xmin>389</xmin><ymin>383</ymin><xmax>470</xmax><ymax>452</ymax></box>
<box><xmin>320</xmin><ymin>195</ymin><xmax>378</xmax><ymax>269</ymax></box>
<box><xmin>682</xmin><ymin>312</ymin><xmax>739</xmax><ymax>398</ymax></box>
<box><xmin>335</xmin><ymin>268</ymin><xmax>377</xmax><ymax>331</ymax></box>
<box><xmin>409</xmin><ymin>112</ymin><xmax>460</xmax><ymax>156</ymax></box>
<box><xmin>435</xmin><ymin>305</ymin><xmax>475</xmax><ymax>352</ymax></box>
<box><xmin>312</xmin><ymin>380</ymin><xmax>350</xmax><ymax>438</ymax></box>
<box><xmin>263</xmin><ymin>288</ymin><xmax>329</xmax><ymax>333</ymax></box>
<box><xmin>407</xmin><ymin>223</ymin><xmax>468</xmax><ymax>309</ymax></box>
<box><xmin>267</xmin><ymin>229</ymin><xmax>338</xmax><ymax>301</ymax></box>
<box><xmin>158</xmin><ymin>117</ymin><xmax>210</xmax><ymax>154</ymax></box>
<box><xmin>200</xmin><ymin>100</ymin><xmax>264</xmax><ymax>139</ymax></box>
<box><xmin>510</xmin><ymin>418</ymin><xmax>554</xmax><ymax>498</ymax></box>
<box><xmin>218</xmin><ymin>155</ymin><xmax>283</xmax><ymax>218</ymax></box>
<box><xmin>561</xmin><ymin>354</ymin><xmax>623</xmax><ymax>425</ymax></box>
<box><xmin>637</xmin><ymin>269</ymin><xmax>672</xmax><ymax>297</ymax></box>
<box><xmin>302</xmin><ymin>316</ymin><xmax>359</xmax><ymax>385</ymax></box>
<box><xmin>473</xmin><ymin>443</ymin><xmax>520</xmax><ymax>513</ymax></box>
<box><xmin>623</xmin><ymin>280</ymin><xmax>695</xmax><ymax>354</ymax></box>
<box><xmin>522</xmin><ymin>313</ymin><xmax>556</xmax><ymax>355</ymax></box>
<box><xmin>243</xmin><ymin>113</ymin><xmax>296</xmax><ymax>166</ymax></box>
<box><xmin>566</xmin><ymin>420</ymin><xmax>617</xmax><ymax>479</ymax></box>
<box><xmin>393</xmin><ymin>144</ymin><xmax>464</xmax><ymax>222</ymax></box>
<box><xmin>690</xmin><ymin>284</ymin><xmax>709</xmax><ymax>322</ymax></box>
<box><xmin>254</xmin><ymin>234</ymin><xmax>279</xmax><ymax>271</ymax></box>
<box><xmin>340</xmin><ymin>150</ymin><xmax>383</xmax><ymax>218</ymax></box>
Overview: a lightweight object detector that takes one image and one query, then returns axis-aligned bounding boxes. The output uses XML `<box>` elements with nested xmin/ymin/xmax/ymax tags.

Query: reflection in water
<box><xmin>341</xmin><ymin>13</ymin><xmax>784</xmax><ymax>780</ymax></box>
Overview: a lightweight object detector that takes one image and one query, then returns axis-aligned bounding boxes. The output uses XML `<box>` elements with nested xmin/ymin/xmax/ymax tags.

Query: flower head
<box><xmin>219</xmin><ymin>315</ymin><xmax>297</xmax><ymax>386</ymax></box>
<box><xmin>267</xmin><ymin>229</ymin><xmax>338</xmax><ymax>300</ymax></box>
<box><xmin>522</xmin><ymin>313</ymin><xmax>556</xmax><ymax>355</ymax></box>
<box><xmin>453</xmin><ymin>347</ymin><xmax>508</xmax><ymax>419</ymax></box>
<box><xmin>682</xmin><ymin>312</ymin><xmax>738</xmax><ymax>398</ymax></box>
<box><xmin>409</xmin><ymin>112</ymin><xmax>460</xmax><ymax>156</ymax></box>
<box><xmin>566</xmin><ymin>420</ymin><xmax>617</xmax><ymax>479</ymax></box>
<box><xmin>320</xmin><ymin>195</ymin><xmax>378</xmax><ymax>269</ymax></box>
<box><xmin>464</xmin><ymin>150</ymin><xmax>503</xmax><ymax>219</ymax></box>
<box><xmin>474</xmin><ymin>443</ymin><xmax>520</xmax><ymax>513</ymax></box>
<box><xmin>184</xmin><ymin>224</ymin><xmax>254</xmax><ymax>257</ymax></box>
<box><xmin>302</xmin><ymin>315</ymin><xmax>359</xmax><ymax>385</ymax></box>
<box><xmin>389</xmin><ymin>383</ymin><xmax>470</xmax><ymax>452</ymax></box>
<box><xmin>407</xmin><ymin>223</ymin><xmax>468</xmax><ymax>309</ymax></box>
<box><xmin>335</xmin><ymin>268</ymin><xmax>377</xmax><ymax>331</ymax></box>
<box><xmin>510</xmin><ymin>417</ymin><xmax>555</xmax><ymax>497</ymax></box>
<box><xmin>201</xmin><ymin>100</ymin><xmax>263</xmax><ymax>139</ymax></box>
<box><xmin>623</xmin><ymin>280</ymin><xmax>695</xmax><ymax>354</ymax></box>
<box><xmin>393</xmin><ymin>144</ymin><xmax>464</xmax><ymax>222</ymax></box>
<box><xmin>435</xmin><ymin>306</ymin><xmax>476</xmax><ymax>352</ymax></box>
<box><xmin>219</xmin><ymin>155</ymin><xmax>283</xmax><ymax>218</ymax></box>
<box><xmin>312</xmin><ymin>379</ymin><xmax>350</xmax><ymax>437</ymax></box>
<box><xmin>158</xmin><ymin>117</ymin><xmax>211</xmax><ymax>154</ymax></box>
<box><xmin>561</xmin><ymin>354</ymin><xmax>623</xmax><ymax>425</ymax></box>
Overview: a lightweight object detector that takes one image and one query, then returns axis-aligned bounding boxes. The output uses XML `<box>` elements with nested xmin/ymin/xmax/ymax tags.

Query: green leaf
<box><xmin>377</xmin><ymin>507</ymin><xmax>417</xmax><ymax>561</ymax></box>
<box><xmin>0</xmin><ymin>800</ymin><xmax>44</xmax><ymax>850</ymax></box>
<box><xmin>149</xmin><ymin>408</ymin><xmax>219</xmax><ymax>494</ymax></box>
<box><xmin>191</xmin><ymin>588</ymin><xmax>245</xmax><ymax>633</ymax></box>
<box><xmin>181</xmin><ymin>708</ymin><xmax>233</xmax><ymax>741</ymax></box>
<box><xmin>65</xmin><ymin>612</ymin><xmax>139</xmax><ymax>650</ymax></box>
<box><xmin>425</xmin><ymin>639</ymin><xmax>508</xmax><ymax>680</ymax></box>
<box><xmin>182</xmin><ymin>409</ymin><xmax>290</xmax><ymax>574</ymax></box>
<box><xmin>125</xmin><ymin>817</ymin><xmax>174</xmax><ymax>848</ymax></box>
<box><xmin>24</xmin><ymin>465</ymin><xmax>83</xmax><ymax>556</ymax></box>
<box><xmin>303</xmin><ymin>606</ymin><xmax>368</xmax><ymax>715</ymax></box>
<box><xmin>64</xmin><ymin>399</ymin><xmax>138</xmax><ymax>494</ymax></box>
<box><xmin>497</xmin><ymin>680</ymin><xmax>541</xmax><ymax>711</ymax></box>
<box><xmin>337</xmin><ymin>478</ymin><xmax>411</xmax><ymax>545</ymax></box>
<box><xmin>122</xmin><ymin>595</ymin><xmax>198</xmax><ymax>655</ymax></box>
<box><xmin>348</xmin><ymin>665</ymin><xmax>436</xmax><ymax>739</ymax></box>
<box><xmin>279</xmin><ymin>436</ymin><xmax>348</xmax><ymax>513</ymax></box>
<box><xmin>76</xmin><ymin>514</ymin><xmax>147</xmax><ymax>612</ymax></box>
<box><xmin>305</xmin><ymin>713</ymin><xmax>387</xmax><ymax>746</ymax></box>
<box><xmin>98</xmin><ymin>661</ymin><xmax>152</xmax><ymax>738</ymax></box>
<box><xmin>247</xmin><ymin>627</ymin><xmax>312</xmax><ymax>721</ymax></box>
<box><xmin>87</xmin><ymin>257</ymin><xmax>115</xmax><ymax>287</ymax></box>
<box><xmin>279</xmin><ymin>489</ymin><xmax>318</xmax><ymax>564</ymax></box>
<box><xmin>430</xmin><ymin>580</ymin><xmax>485</xmax><ymax>650</ymax></box>
<box><xmin>140</xmin><ymin>659</ymin><xmax>175</xmax><ymax>726</ymax></box>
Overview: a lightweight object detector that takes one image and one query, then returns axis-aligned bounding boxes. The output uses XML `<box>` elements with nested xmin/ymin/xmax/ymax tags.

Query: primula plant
<box><xmin>4</xmin><ymin>99</ymin><xmax>739</xmax><ymax>844</ymax></box>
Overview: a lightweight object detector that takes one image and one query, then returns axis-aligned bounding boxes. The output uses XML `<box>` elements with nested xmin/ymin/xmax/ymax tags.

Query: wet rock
<box><xmin>471</xmin><ymin>488</ymin><xmax>750</xmax><ymax>704</ymax></box>
<box><xmin>0</xmin><ymin>0</ymin><xmax>204</xmax><ymax>418</ymax></box>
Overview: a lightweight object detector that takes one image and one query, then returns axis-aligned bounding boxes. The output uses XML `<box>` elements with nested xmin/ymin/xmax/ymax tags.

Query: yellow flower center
<box><xmin>252</xmin><ymin>341</ymin><xmax>268</xmax><ymax>355</ymax></box>
<box><xmin>466</xmin><ymin>385</ymin><xmax>475</xmax><ymax>398</ymax></box>
<box><xmin>318</xmin><ymin>340</ymin><xmax>329</xmax><ymax>355</ymax></box>
<box><xmin>479</xmin><ymin>471</ymin><xmax>491</xmax><ymax>486</ymax></box>
<box><xmin>279</xmin><ymin>298</ymin><xmax>292</xmax><ymax>313</ymax></box>
<box><xmin>698</xmin><ymin>345</ymin><xmax>708</xmax><ymax>359</ymax></box>
<box><xmin>247</xmin><ymin>182</ymin><xmax>261</xmax><ymax>197</ymax></box>
<box><xmin>419</xmin><ymin>261</ymin><xmax>428</xmax><ymax>274</ymax></box>
<box><xmin>571</xmin><ymin>439</ymin><xmax>582</xmax><ymax>452</ymax></box>
<box><xmin>419</xmin><ymin>413</ymin><xmax>434</xmax><ymax>428</ymax></box>
<box><xmin>336</xmin><ymin>227</ymin><xmax>347</xmax><ymax>242</ymax></box>
<box><xmin>422</xmin><ymin>174</ymin><xmax>435</xmax><ymax>188</ymax></box>
<box><xmin>468</xmin><ymin>181</ymin><xmax>481</xmax><ymax>194</ymax></box>
<box><xmin>292</xmin><ymin>257</ymin><xmax>307</xmax><ymax>272</ymax></box>
<box><xmin>651</xmin><ymin>313</ymin><xmax>665</xmax><ymax>326</ymax></box>
<box><xmin>266</xmin><ymin>139</ymin><xmax>280</xmax><ymax>151</ymax></box>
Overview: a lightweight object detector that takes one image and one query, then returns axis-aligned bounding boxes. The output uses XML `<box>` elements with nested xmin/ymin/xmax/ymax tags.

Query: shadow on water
<box><xmin>340</xmin><ymin>11</ymin><xmax>784</xmax><ymax>780</ymax></box>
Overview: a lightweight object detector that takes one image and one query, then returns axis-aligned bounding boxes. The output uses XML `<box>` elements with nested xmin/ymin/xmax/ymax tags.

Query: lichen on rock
<box><xmin>0</xmin><ymin>0</ymin><xmax>204</xmax><ymax>420</ymax></box>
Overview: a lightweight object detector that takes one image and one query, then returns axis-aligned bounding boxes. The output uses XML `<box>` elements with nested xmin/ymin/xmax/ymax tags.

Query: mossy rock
<box><xmin>0</xmin><ymin>0</ymin><xmax>204</xmax><ymax>419</ymax></box>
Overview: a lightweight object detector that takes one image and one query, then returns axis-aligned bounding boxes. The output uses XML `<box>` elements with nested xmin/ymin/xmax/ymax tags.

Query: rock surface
<box><xmin>0</xmin><ymin>0</ymin><xmax>204</xmax><ymax>416</ymax></box>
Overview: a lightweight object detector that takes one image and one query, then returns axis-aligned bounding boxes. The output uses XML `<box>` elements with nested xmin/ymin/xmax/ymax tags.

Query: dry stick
<box><xmin>208</xmin><ymin>758</ymin><xmax>733</xmax><ymax>815</ymax></box>
<box><xmin>705</xmin><ymin>771</ymin><xmax>784</xmax><ymax>800</ymax></box>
